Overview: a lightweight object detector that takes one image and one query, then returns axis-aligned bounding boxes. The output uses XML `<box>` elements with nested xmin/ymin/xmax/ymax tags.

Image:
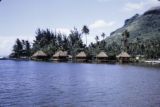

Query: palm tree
<box><xmin>101</xmin><ymin>32</ymin><xmax>106</xmax><ymax>40</ymax></box>
<box><xmin>101</xmin><ymin>32</ymin><xmax>106</xmax><ymax>47</ymax></box>
<box><xmin>82</xmin><ymin>25</ymin><xmax>89</xmax><ymax>46</ymax></box>
<box><xmin>122</xmin><ymin>30</ymin><xmax>130</xmax><ymax>52</ymax></box>
<box><xmin>95</xmin><ymin>35</ymin><xmax>100</xmax><ymax>52</ymax></box>
<box><xmin>95</xmin><ymin>35</ymin><xmax>99</xmax><ymax>44</ymax></box>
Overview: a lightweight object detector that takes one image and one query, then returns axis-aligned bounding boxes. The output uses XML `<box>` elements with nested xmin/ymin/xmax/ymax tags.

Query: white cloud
<box><xmin>124</xmin><ymin>0</ymin><xmax>160</xmax><ymax>12</ymax></box>
<box><xmin>82</xmin><ymin>19</ymin><xmax>119</xmax><ymax>45</ymax></box>
<box><xmin>145</xmin><ymin>0</ymin><xmax>160</xmax><ymax>9</ymax></box>
<box><xmin>124</xmin><ymin>2</ymin><xmax>144</xmax><ymax>11</ymax></box>
<box><xmin>89</xmin><ymin>20</ymin><xmax>115</xmax><ymax>29</ymax></box>
<box><xmin>55</xmin><ymin>28</ymin><xmax>70</xmax><ymax>35</ymax></box>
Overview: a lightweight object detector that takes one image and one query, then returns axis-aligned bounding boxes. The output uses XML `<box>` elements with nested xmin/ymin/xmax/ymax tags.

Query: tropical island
<box><xmin>9</xmin><ymin>7</ymin><xmax>160</xmax><ymax>65</ymax></box>
<box><xmin>1</xmin><ymin>0</ymin><xmax>160</xmax><ymax>107</ymax></box>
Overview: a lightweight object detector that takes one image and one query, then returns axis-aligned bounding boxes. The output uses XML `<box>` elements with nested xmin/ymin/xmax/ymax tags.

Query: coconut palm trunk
<box><xmin>82</xmin><ymin>25</ymin><xmax>89</xmax><ymax>46</ymax></box>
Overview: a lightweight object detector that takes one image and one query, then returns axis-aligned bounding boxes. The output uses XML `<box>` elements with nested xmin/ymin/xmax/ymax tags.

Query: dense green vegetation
<box><xmin>10</xmin><ymin>26</ymin><xmax>160</xmax><ymax>60</ymax></box>
<box><xmin>10</xmin><ymin>7</ymin><xmax>160</xmax><ymax>59</ymax></box>
<box><xmin>102</xmin><ymin>7</ymin><xmax>160</xmax><ymax>59</ymax></box>
<box><xmin>10</xmin><ymin>27</ymin><xmax>86</xmax><ymax>58</ymax></box>
<box><xmin>10</xmin><ymin>39</ymin><xmax>31</xmax><ymax>58</ymax></box>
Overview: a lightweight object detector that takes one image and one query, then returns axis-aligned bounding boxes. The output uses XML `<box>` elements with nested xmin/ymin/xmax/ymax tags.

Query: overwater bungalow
<box><xmin>117</xmin><ymin>51</ymin><xmax>131</xmax><ymax>63</ymax></box>
<box><xmin>75</xmin><ymin>51</ymin><xmax>87</xmax><ymax>62</ymax></box>
<box><xmin>96</xmin><ymin>51</ymin><xmax>108</xmax><ymax>63</ymax></box>
<box><xmin>32</xmin><ymin>50</ymin><xmax>48</xmax><ymax>60</ymax></box>
<box><xmin>52</xmin><ymin>51</ymin><xmax>68</xmax><ymax>62</ymax></box>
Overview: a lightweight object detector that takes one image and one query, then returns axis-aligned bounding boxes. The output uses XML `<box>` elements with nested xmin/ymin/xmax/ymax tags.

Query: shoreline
<box><xmin>1</xmin><ymin>58</ymin><xmax>160</xmax><ymax>67</ymax></box>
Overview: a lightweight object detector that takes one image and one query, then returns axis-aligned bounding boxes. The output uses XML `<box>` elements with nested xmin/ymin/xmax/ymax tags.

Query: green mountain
<box><xmin>106</xmin><ymin>6</ymin><xmax>160</xmax><ymax>44</ymax></box>
<box><xmin>103</xmin><ymin>6</ymin><xmax>160</xmax><ymax>58</ymax></box>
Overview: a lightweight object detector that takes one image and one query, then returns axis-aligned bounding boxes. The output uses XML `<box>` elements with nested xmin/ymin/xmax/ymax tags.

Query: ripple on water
<box><xmin>0</xmin><ymin>60</ymin><xmax>160</xmax><ymax>107</ymax></box>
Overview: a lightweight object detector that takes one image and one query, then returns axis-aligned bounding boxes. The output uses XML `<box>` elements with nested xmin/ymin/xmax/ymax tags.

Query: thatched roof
<box><xmin>68</xmin><ymin>55</ymin><xmax>72</xmax><ymax>59</ymax></box>
<box><xmin>32</xmin><ymin>51</ymin><xmax>47</xmax><ymax>57</ymax></box>
<box><xmin>117</xmin><ymin>52</ymin><xmax>131</xmax><ymax>58</ymax></box>
<box><xmin>53</xmin><ymin>51</ymin><xmax>68</xmax><ymax>57</ymax></box>
<box><xmin>76</xmin><ymin>51</ymin><xmax>87</xmax><ymax>58</ymax></box>
<box><xmin>97</xmin><ymin>51</ymin><xmax>108</xmax><ymax>58</ymax></box>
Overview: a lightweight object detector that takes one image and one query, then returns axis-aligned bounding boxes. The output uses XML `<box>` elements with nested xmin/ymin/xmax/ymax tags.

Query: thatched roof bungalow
<box><xmin>96</xmin><ymin>51</ymin><xmax>108</xmax><ymax>63</ymax></box>
<box><xmin>52</xmin><ymin>50</ymin><xmax>68</xmax><ymax>61</ymax></box>
<box><xmin>117</xmin><ymin>51</ymin><xmax>131</xmax><ymax>63</ymax></box>
<box><xmin>32</xmin><ymin>50</ymin><xmax>48</xmax><ymax>60</ymax></box>
<box><xmin>75</xmin><ymin>51</ymin><xmax>87</xmax><ymax>62</ymax></box>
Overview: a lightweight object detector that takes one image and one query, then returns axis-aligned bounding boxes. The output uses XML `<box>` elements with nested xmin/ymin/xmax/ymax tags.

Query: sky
<box><xmin>0</xmin><ymin>0</ymin><xmax>160</xmax><ymax>56</ymax></box>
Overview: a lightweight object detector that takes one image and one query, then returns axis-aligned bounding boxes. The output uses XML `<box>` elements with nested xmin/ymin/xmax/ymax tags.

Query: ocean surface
<box><xmin>0</xmin><ymin>60</ymin><xmax>160</xmax><ymax>107</ymax></box>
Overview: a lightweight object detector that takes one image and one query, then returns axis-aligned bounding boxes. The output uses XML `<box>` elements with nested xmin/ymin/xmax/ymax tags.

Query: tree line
<box><xmin>10</xmin><ymin>26</ymin><xmax>89</xmax><ymax>58</ymax></box>
<box><xmin>10</xmin><ymin>39</ymin><xmax>31</xmax><ymax>58</ymax></box>
<box><xmin>10</xmin><ymin>25</ymin><xmax>160</xmax><ymax>59</ymax></box>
